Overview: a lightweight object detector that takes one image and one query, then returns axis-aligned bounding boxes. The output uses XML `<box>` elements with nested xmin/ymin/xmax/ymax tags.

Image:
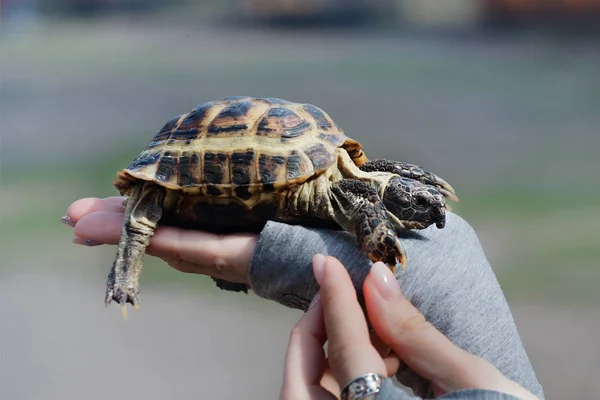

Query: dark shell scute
<box><xmin>267</xmin><ymin>107</ymin><xmax>297</xmax><ymax>118</ymax></box>
<box><xmin>272</xmin><ymin>156</ymin><xmax>286</xmax><ymax>164</ymax></box>
<box><xmin>259</xmin><ymin>154</ymin><xmax>285</xmax><ymax>184</ymax></box>
<box><xmin>281</xmin><ymin>120</ymin><xmax>312</xmax><ymax>139</ymax></box>
<box><xmin>182</xmin><ymin>104</ymin><xmax>211</xmax><ymax>124</ymax></box>
<box><xmin>207</xmin><ymin>124</ymin><xmax>248</xmax><ymax>135</ymax></box>
<box><xmin>256</xmin><ymin>119</ymin><xmax>274</xmax><ymax>135</ymax></box>
<box><xmin>178</xmin><ymin>153</ymin><xmax>200</xmax><ymax>186</ymax></box>
<box><xmin>231</xmin><ymin>150</ymin><xmax>254</xmax><ymax>165</ymax></box>
<box><xmin>128</xmin><ymin>152</ymin><xmax>160</xmax><ymax>170</ymax></box>
<box><xmin>232</xmin><ymin>151</ymin><xmax>254</xmax><ymax>185</ymax></box>
<box><xmin>156</xmin><ymin>152</ymin><xmax>179</xmax><ymax>182</ymax></box>
<box><xmin>170</xmin><ymin>105</ymin><xmax>211</xmax><ymax>140</ymax></box>
<box><xmin>318</xmin><ymin>132</ymin><xmax>346</xmax><ymax>147</ymax></box>
<box><xmin>269</xmin><ymin>108</ymin><xmax>305</xmax><ymax>128</ymax></box>
<box><xmin>203</xmin><ymin>152</ymin><xmax>226</xmax><ymax>184</ymax></box>
<box><xmin>258</xmin><ymin>107</ymin><xmax>312</xmax><ymax>139</ymax></box>
<box><xmin>170</xmin><ymin>128</ymin><xmax>198</xmax><ymax>140</ymax></box>
<box><xmin>287</xmin><ymin>152</ymin><xmax>306</xmax><ymax>180</ymax></box>
<box><xmin>304</xmin><ymin>142</ymin><xmax>334</xmax><ymax>171</ymax></box>
<box><xmin>217</xmin><ymin>101</ymin><xmax>254</xmax><ymax>119</ymax></box>
<box><xmin>152</xmin><ymin>115</ymin><xmax>181</xmax><ymax>142</ymax></box>
<box><xmin>303</xmin><ymin>104</ymin><xmax>332</xmax><ymax>130</ymax></box>
<box><xmin>204</xmin><ymin>152</ymin><xmax>227</xmax><ymax>161</ymax></box>
<box><xmin>161</xmin><ymin>115</ymin><xmax>181</xmax><ymax>132</ymax></box>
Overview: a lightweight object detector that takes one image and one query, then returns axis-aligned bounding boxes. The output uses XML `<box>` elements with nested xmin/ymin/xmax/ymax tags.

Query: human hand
<box><xmin>281</xmin><ymin>255</ymin><xmax>539</xmax><ymax>400</ymax></box>
<box><xmin>281</xmin><ymin>254</ymin><xmax>394</xmax><ymax>399</ymax></box>
<box><xmin>62</xmin><ymin>196</ymin><xmax>257</xmax><ymax>285</ymax></box>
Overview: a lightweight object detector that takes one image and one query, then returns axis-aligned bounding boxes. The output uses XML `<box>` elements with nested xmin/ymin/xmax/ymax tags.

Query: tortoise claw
<box><xmin>424</xmin><ymin>174</ymin><xmax>459</xmax><ymax>202</ymax></box>
<box><xmin>105</xmin><ymin>283</ymin><xmax>140</xmax><ymax>320</ymax></box>
<box><xmin>117</xmin><ymin>295</ymin><xmax>139</xmax><ymax>321</ymax></box>
<box><xmin>359</xmin><ymin>160</ymin><xmax>459</xmax><ymax>203</ymax></box>
<box><xmin>367</xmin><ymin>236</ymin><xmax>405</xmax><ymax>274</ymax></box>
<box><xmin>394</xmin><ymin>237</ymin><xmax>407</xmax><ymax>271</ymax></box>
<box><xmin>365</xmin><ymin>229</ymin><xmax>407</xmax><ymax>273</ymax></box>
<box><xmin>120</xmin><ymin>298</ymin><xmax>128</xmax><ymax>321</ymax></box>
<box><xmin>331</xmin><ymin>179</ymin><xmax>409</xmax><ymax>273</ymax></box>
<box><xmin>438</xmin><ymin>186</ymin><xmax>459</xmax><ymax>203</ymax></box>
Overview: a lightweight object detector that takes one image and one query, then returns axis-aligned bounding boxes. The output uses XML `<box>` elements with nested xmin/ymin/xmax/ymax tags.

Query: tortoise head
<box><xmin>382</xmin><ymin>176</ymin><xmax>446</xmax><ymax>230</ymax></box>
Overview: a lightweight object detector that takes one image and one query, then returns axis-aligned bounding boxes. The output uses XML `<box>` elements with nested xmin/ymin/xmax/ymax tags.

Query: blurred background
<box><xmin>1</xmin><ymin>0</ymin><xmax>599</xmax><ymax>399</ymax></box>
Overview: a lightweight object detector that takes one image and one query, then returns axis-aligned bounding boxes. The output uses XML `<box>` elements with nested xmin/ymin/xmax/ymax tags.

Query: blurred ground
<box><xmin>1</xmin><ymin>17</ymin><xmax>599</xmax><ymax>399</ymax></box>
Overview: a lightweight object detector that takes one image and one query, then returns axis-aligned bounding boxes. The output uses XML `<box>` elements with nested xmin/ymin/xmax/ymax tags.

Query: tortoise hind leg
<box><xmin>359</xmin><ymin>159</ymin><xmax>459</xmax><ymax>202</ymax></box>
<box><xmin>105</xmin><ymin>183</ymin><xmax>164</xmax><ymax>316</ymax></box>
<box><xmin>330</xmin><ymin>179</ymin><xmax>406</xmax><ymax>272</ymax></box>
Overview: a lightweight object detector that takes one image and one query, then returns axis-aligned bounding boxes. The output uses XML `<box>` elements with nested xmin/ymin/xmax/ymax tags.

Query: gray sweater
<box><xmin>247</xmin><ymin>213</ymin><xmax>544</xmax><ymax>399</ymax></box>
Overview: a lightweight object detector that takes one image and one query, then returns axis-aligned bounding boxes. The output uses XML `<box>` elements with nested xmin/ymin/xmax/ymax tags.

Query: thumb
<box><xmin>363</xmin><ymin>262</ymin><xmax>536</xmax><ymax>399</ymax></box>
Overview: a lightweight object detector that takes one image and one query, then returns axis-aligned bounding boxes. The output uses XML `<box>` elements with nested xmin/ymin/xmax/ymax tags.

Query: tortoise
<box><xmin>106</xmin><ymin>96</ymin><xmax>459</xmax><ymax>314</ymax></box>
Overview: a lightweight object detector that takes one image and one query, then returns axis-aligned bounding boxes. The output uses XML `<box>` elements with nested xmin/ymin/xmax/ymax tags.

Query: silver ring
<box><xmin>341</xmin><ymin>372</ymin><xmax>385</xmax><ymax>400</ymax></box>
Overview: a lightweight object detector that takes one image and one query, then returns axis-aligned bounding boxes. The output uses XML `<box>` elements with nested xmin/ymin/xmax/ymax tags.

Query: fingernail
<box><xmin>61</xmin><ymin>215</ymin><xmax>76</xmax><ymax>227</ymax></box>
<box><xmin>308</xmin><ymin>292</ymin><xmax>321</xmax><ymax>310</ymax></box>
<box><xmin>313</xmin><ymin>254</ymin><xmax>326</xmax><ymax>284</ymax></box>
<box><xmin>371</xmin><ymin>262</ymin><xmax>402</xmax><ymax>299</ymax></box>
<box><xmin>72</xmin><ymin>236</ymin><xmax>102</xmax><ymax>246</ymax></box>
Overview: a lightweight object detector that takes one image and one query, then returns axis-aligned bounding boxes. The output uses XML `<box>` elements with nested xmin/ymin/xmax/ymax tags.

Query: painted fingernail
<box><xmin>72</xmin><ymin>236</ymin><xmax>102</xmax><ymax>246</ymax></box>
<box><xmin>371</xmin><ymin>262</ymin><xmax>402</xmax><ymax>299</ymax></box>
<box><xmin>313</xmin><ymin>254</ymin><xmax>326</xmax><ymax>284</ymax></box>
<box><xmin>61</xmin><ymin>215</ymin><xmax>76</xmax><ymax>227</ymax></box>
<box><xmin>308</xmin><ymin>292</ymin><xmax>321</xmax><ymax>310</ymax></box>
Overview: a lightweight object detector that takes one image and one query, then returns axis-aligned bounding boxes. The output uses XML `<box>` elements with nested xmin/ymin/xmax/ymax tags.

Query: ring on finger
<box><xmin>341</xmin><ymin>372</ymin><xmax>386</xmax><ymax>400</ymax></box>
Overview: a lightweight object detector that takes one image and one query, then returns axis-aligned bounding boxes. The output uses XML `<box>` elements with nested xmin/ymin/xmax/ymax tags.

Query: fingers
<box><xmin>281</xmin><ymin>295</ymin><xmax>337</xmax><ymax>400</ymax></box>
<box><xmin>73</xmin><ymin>212</ymin><xmax>123</xmax><ymax>244</ymax></box>
<box><xmin>63</xmin><ymin>197</ymin><xmax>257</xmax><ymax>283</ymax></box>
<box><xmin>364</xmin><ymin>262</ymin><xmax>492</xmax><ymax>391</ymax></box>
<box><xmin>363</xmin><ymin>262</ymin><xmax>538</xmax><ymax>399</ymax></box>
<box><xmin>369</xmin><ymin>332</ymin><xmax>401</xmax><ymax>376</ymax></box>
<box><xmin>151</xmin><ymin>226</ymin><xmax>256</xmax><ymax>283</ymax></box>
<box><xmin>65</xmin><ymin>197</ymin><xmax>126</xmax><ymax>223</ymax></box>
<box><xmin>315</xmin><ymin>255</ymin><xmax>387</xmax><ymax>388</ymax></box>
<box><xmin>382</xmin><ymin>352</ymin><xmax>401</xmax><ymax>377</ymax></box>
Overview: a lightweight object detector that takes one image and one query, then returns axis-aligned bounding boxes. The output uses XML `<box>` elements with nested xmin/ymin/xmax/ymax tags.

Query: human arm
<box><xmin>281</xmin><ymin>255</ymin><xmax>538</xmax><ymax>400</ymax></box>
<box><xmin>249</xmin><ymin>214</ymin><xmax>544</xmax><ymax>399</ymax></box>
<box><xmin>64</xmin><ymin>197</ymin><xmax>544</xmax><ymax>398</ymax></box>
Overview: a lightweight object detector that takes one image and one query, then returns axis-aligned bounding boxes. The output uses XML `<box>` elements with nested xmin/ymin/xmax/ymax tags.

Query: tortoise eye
<box><xmin>415</xmin><ymin>197</ymin><xmax>428</xmax><ymax>207</ymax></box>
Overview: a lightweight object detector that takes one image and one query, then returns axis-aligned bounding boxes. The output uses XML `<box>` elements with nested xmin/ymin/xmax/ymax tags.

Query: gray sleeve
<box><xmin>248</xmin><ymin>212</ymin><xmax>544</xmax><ymax>399</ymax></box>
<box><xmin>373</xmin><ymin>379</ymin><xmax>522</xmax><ymax>400</ymax></box>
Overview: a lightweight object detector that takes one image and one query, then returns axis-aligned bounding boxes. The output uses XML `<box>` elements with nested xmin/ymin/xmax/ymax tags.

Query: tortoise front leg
<box><xmin>359</xmin><ymin>159</ymin><xmax>459</xmax><ymax>202</ymax></box>
<box><xmin>105</xmin><ymin>183</ymin><xmax>164</xmax><ymax>317</ymax></box>
<box><xmin>330</xmin><ymin>179</ymin><xmax>407</xmax><ymax>272</ymax></box>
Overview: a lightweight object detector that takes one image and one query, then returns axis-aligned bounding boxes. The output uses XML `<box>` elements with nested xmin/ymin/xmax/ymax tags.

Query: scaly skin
<box><xmin>382</xmin><ymin>176</ymin><xmax>447</xmax><ymax>230</ymax></box>
<box><xmin>359</xmin><ymin>159</ymin><xmax>459</xmax><ymax>203</ymax></box>
<box><xmin>329</xmin><ymin>178</ymin><xmax>447</xmax><ymax>272</ymax></box>
<box><xmin>330</xmin><ymin>179</ymin><xmax>407</xmax><ymax>271</ymax></box>
<box><xmin>105</xmin><ymin>183</ymin><xmax>164</xmax><ymax>319</ymax></box>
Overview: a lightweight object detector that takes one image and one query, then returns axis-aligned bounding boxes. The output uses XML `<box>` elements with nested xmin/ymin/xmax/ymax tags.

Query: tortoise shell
<box><xmin>114</xmin><ymin>96</ymin><xmax>367</xmax><ymax>199</ymax></box>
